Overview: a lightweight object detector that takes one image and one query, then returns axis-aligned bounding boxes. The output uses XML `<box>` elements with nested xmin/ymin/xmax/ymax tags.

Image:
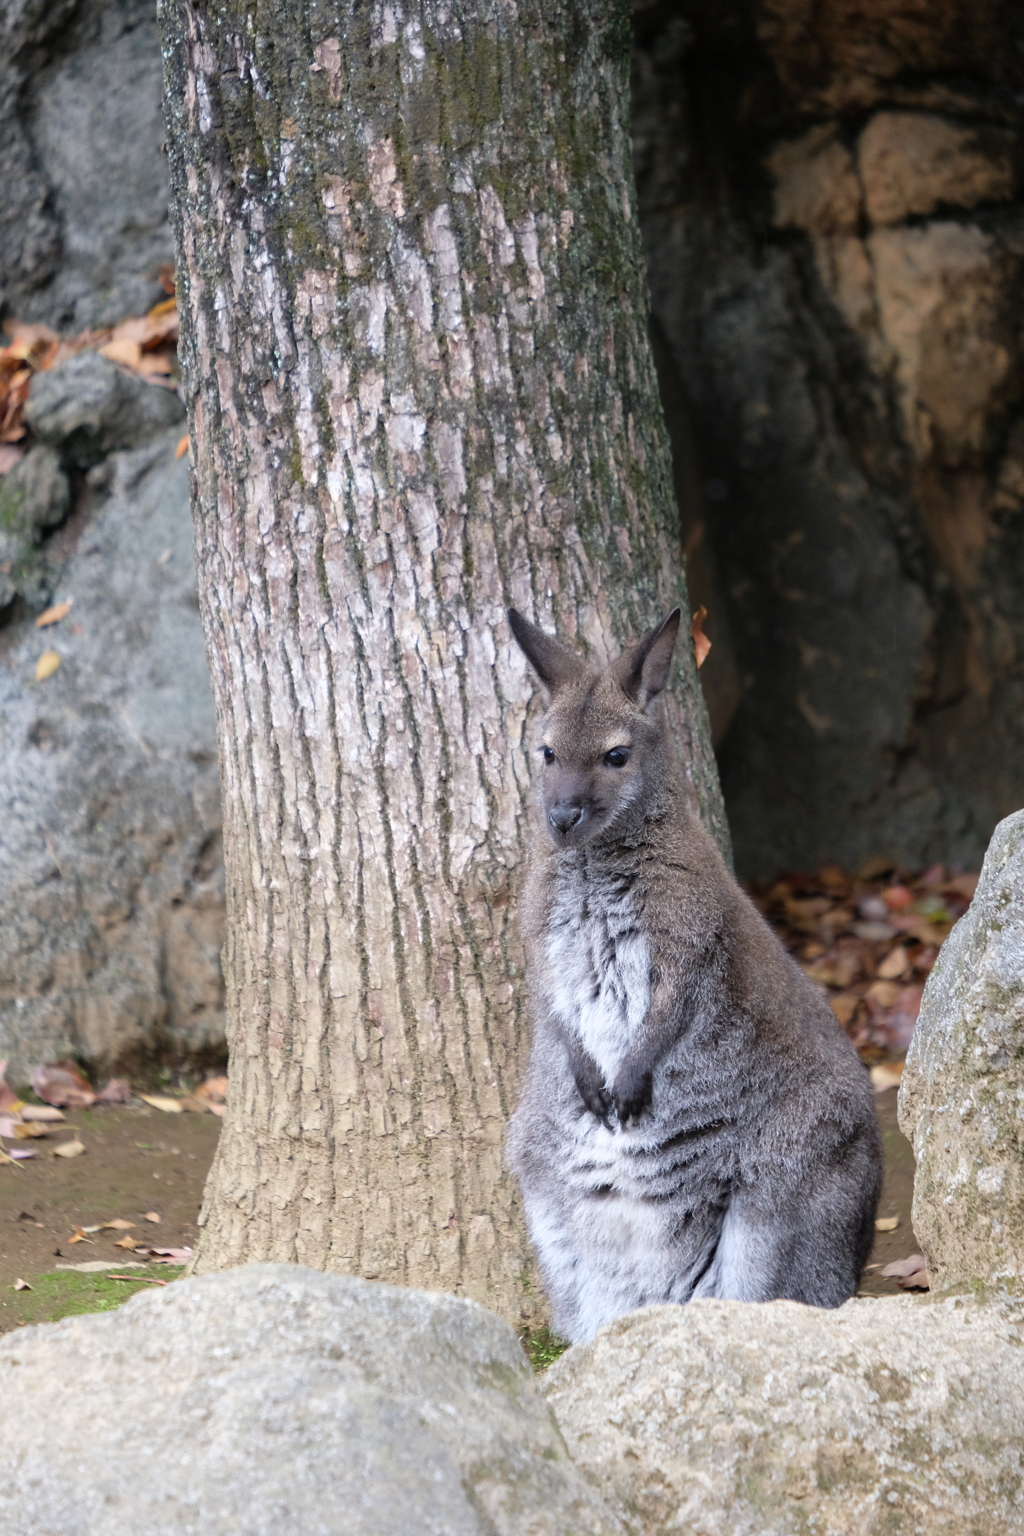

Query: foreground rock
<box><xmin>0</xmin><ymin>1264</ymin><xmax>621</xmax><ymax>1536</ymax></box>
<box><xmin>545</xmin><ymin>1294</ymin><xmax>1024</xmax><ymax>1536</ymax></box>
<box><xmin>0</xmin><ymin>428</ymin><xmax>223</xmax><ymax>1084</ymax></box>
<box><xmin>900</xmin><ymin>809</ymin><xmax>1024</xmax><ymax>1289</ymax></box>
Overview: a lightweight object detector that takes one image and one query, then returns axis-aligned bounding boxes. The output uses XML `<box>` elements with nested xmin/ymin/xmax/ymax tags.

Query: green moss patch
<box><xmin>520</xmin><ymin>1325</ymin><xmax>570</xmax><ymax>1372</ymax></box>
<box><xmin>1</xmin><ymin>1268</ymin><xmax>185</xmax><ymax>1335</ymax></box>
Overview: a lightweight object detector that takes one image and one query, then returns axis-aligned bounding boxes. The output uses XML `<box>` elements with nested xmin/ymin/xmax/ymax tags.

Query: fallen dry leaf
<box><xmin>877</xmin><ymin>944</ymin><xmax>910</xmax><ymax>981</ymax></box>
<box><xmin>95</xmin><ymin>1077</ymin><xmax>132</xmax><ymax>1104</ymax></box>
<box><xmin>0</xmin><ymin>1058</ymin><xmax>19</xmax><ymax>1113</ymax></box>
<box><xmin>875</xmin><ymin>1215</ymin><xmax>900</xmax><ymax>1232</ymax></box>
<box><xmin>829</xmin><ymin>993</ymin><xmax>859</xmax><ymax>1028</ymax></box>
<box><xmin>139</xmin><ymin>1094</ymin><xmax>183</xmax><ymax>1114</ymax></box>
<box><xmin>20</xmin><ymin>1104</ymin><xmax>65</xmax><ymax>1121</ymax></box>
<box><xmin>865</xmin><ymin>980</ymin><xmax>901</xmax><ymax>1010</ymax></box>
<box><xmin>143</xmin><ymin>1210</ymin><xmax>161</xmax><ymax>1223</ymax></box>
<box><xmin>35</xmin><ymin>600</ymin><xmax>72</xmax><ymax>628</ymax></box>
<box><xmin>102</xmin><ymin>1218</ymin><xmax>136</xmax><ymax>1231</ymax></box>
<box><xmin>53</xmin><ymin>1139</ymin><xmax>85</xmax><ymax>1158</ymax></box>
<box><xmin>871</xmin><ymin>1062</ymin><xmax>904</xmax><ymax>1092</ymax></box>
<box><xmin>113</xmin><ymin>1233</ymin><xmax>140</xmax><ymax>1249</ymax></box>
<box><xmin>68</xmin><ymin>1226</ymin><xmax>94</xmax><ymax>1245</ymax></box>
<box><xmin>13</xmin><ymin>1121</ymin><xmax>49</xmax><ymax>1139</ymax></box>
<box><xmin>14</xmin><ymin>1278</ymin><xmax>32</xmax><ymax>1291</ymax></box>
<box><xmin>881</xmin><ymin>1253</ymin><xmax>930</xmax><ymax>1290</ymax></box>
<box><xmin>35</xmin><ymin>650</ymin><xmax>61</xmax><ymax>681</ymax></box>
<box><xmin>0</xmin><ymin>1115</ymin><xmax>21</xmax><ymax>1138</ymax></box>
<box><xmin>177</xmin><ymin>1093</ymin><xmax>211</xmax><ymax>1114</ymax></box>
<box><xmin>134</xmin><ymin>351</ymin><xmax>173</xmax><ymax>376</ymax></box>
<box><xmin>174</xmin><ymin>434</ymin><xmax>189</xmax><ymax>458</ymax></box>
<box><xmin>99</xmin><ymin>337</ymin><xmax>142</xmax><ymax>369</ymax></box>
<box><xmin>31</xmin><ymin>1061</ymin><xmax>97</xmax><ymax>1108</ymax></box>
<box><xmin>195</xmin><ymin>1075</ymin><xmax>228</xmax><ymax>1104</ymax></box>
<box><xmin>8</xmin><ymin>1148</ymin><xmax>37</xmax><ymax>1160</ymax></box>
<box><xmin>690</xmin><ymin>606</ymin><xmax>711</xmax><ymax>669</ymax></box>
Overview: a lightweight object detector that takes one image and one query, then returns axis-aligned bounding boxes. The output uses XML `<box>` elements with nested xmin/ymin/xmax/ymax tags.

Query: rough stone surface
<box><xmin>25</xmin><ymin>350</ymin><xmax>185</xmax><ymax>465</ymax></box>
<box><xmin>900</xmin><ymin>809</ymin><xmax>1024</xmax><ymax>1289</ymax></box>
<box><xmin>858</xmin><ymin>112</ymin><xmax>1018</xmax><ymax>227</ymax></box>
<box><xmin>0</xmin><ymin>0</ymin><xmax>172</xmax><ymax>328</ymax></box>
<box><xmin>633</xmin><ymin>2</ymin><xmax>1024</xmax><ymax>876</ymax></box>
<box><xmin>0</xmin><ymin>428</ymin><xmax>224</xmax><ymax>1085</ymax></box>
<box><xmin>0</xmin><ymin>1263</ymin><xmax>622</xmax><ymax>1536</ymax></box>
<box><xmin>0</xmin><ymin>445</ymin><xmax>70</xmax><ymax>606</ymax></box>
<box><xmin>545</xmin><ymin>1293</ymin><xmax>1024</xmax><ymax>1536</ymax></box>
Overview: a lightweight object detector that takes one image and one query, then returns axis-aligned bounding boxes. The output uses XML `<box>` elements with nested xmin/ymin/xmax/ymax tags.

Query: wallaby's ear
<box><xmin>508</xmin><ymin>609</ymin><xmax>585</xmax><ymax>694</ymax></box>
<box><xmin>613</xmin><ymin>609</ymin><xmax>681</xmax><ymax>710</ymax></box>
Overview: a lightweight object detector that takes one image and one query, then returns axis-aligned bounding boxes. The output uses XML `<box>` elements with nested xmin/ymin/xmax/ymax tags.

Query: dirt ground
<box><xmin>859</xmin><ymin>1086</ymin><xmax>917</xmax><ymax>1295</ymax></box>
<box><xmin>0</xmin><ymin>1102</ymin><xmax>220</xmax><ymax>1332</ymax></box>
<box><xmin>1</xmin><ymin>1083</ymin><xmax>918</xmax><ymax>1335</ymax></box>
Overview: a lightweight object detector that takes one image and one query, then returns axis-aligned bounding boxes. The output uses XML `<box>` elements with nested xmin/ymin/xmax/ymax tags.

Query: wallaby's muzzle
<box><xmin>548</xmin><ymin>801</ymin><xmax>585</xmax><ymax>837</ymax></box>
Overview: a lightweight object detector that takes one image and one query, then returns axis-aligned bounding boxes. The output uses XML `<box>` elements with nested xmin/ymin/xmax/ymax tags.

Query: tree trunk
<box><xmin>159</xmin><ymin>0</ymin><xmax>724</xmax><ymax>1328</ymax></box>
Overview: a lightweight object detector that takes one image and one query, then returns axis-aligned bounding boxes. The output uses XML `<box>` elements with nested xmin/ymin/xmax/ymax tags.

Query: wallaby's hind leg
<box><xmin>693</xmin><ymin>1144</ymin><xmax>880</xmax><ymax>1307</ymax></box>
<box><xmin>518</xmin><ymin>1185</ymin><xmax>587</xmax><ymax>1340</ymax></box>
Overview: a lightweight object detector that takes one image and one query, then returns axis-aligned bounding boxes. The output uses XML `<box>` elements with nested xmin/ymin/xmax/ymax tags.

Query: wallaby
<box><xmin>506</xmin><ymin>607</ymin><xmax>881</xmax><ymax>1344</ymax></box>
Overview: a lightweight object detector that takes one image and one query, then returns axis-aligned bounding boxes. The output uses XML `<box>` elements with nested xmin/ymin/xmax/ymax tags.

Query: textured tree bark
<box><xmin>159</xmin><ymin>0</ymin><xmax>724</xmax><ymax>1326</ymax></box>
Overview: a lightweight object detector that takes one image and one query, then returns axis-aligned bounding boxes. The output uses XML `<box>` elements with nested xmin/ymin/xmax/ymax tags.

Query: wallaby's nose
<box><xmin>549</xmin><ymin>803</ymin><xmax>584</xmax><ymax>836</ymax></box>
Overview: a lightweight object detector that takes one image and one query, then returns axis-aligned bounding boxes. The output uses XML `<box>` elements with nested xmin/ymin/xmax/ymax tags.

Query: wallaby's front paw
<box><xmin>612</xmin><ymin>1063</ymin><xmax>653</xmax><ymax>1126</ymax></box>
<box><xmin>579</xmin><ymin>1082</ymin><xmax>614</xmax><ymax>1129</ymax></box>
<box><xmin>571</xmin><ymin>1056</ymin><xmax>614</xmax><ymax>1129</ymax></box>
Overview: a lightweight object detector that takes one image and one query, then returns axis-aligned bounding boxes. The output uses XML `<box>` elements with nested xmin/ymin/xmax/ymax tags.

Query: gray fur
<box><xmin>506</xmin><ymin>609</ymin><xmax>882</xmax><ymax>1344</ymax></box>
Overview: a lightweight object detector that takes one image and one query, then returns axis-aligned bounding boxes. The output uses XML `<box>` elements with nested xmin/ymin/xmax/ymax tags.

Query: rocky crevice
<box><xmin>634</xmin><ymin>0</ymin><xmax>1024</xmax><ymax>877</ymax></box>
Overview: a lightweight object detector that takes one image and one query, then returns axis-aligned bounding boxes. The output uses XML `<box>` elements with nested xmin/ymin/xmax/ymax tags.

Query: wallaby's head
<box><xmin>508</xmin><ymin>607</ymin><xmax>681</xmax><ymax>848</ymax></box>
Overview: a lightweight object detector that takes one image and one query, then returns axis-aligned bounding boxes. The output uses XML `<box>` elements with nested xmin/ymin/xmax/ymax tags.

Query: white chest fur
<box><xmin>543</xmin><ymin>865</ymin><xmax>651</xmax><ymax>1083</ymax></box>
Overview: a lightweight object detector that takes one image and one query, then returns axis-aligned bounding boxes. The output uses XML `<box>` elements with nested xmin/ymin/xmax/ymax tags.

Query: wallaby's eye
<box><xmin>542</xmin><ymin>746</ymin><xmax>555</xmax><ymax>764</ymax></box>
<box><xmin>604</xmin><ymin>748</ymin><xmax>630</xmax><ymax>768</ymax></box>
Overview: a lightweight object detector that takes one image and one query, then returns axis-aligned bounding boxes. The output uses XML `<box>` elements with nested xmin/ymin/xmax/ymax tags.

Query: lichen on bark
<box><xmin>159</xmin><ymin>0</ymin><xmax>723</xmax><ymax>1325</ymax></box>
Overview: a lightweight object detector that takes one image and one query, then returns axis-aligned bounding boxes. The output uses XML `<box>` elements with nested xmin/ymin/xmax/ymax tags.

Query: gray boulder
<box><xmin>0</xmin><ymin>427</ymin><xmax>224</xmax><ymax>1084</ymax></box>
<box><xmin>0</xmin><ymin>445</ymin><xmax>70</xmax><ymax>605</ymax></box>
<box><xmin>25</xmin><ymin>350</ymin><xmax>184</xmax><ymax>466</ymax></box>
<box><xmin>545</xmin><ymin>1294</ymin><xmax>1024</xmax><ymax>1536</ymax></box>
<box><xmin>899</xmin><ymin>809</ymin><xmax>1024</xmax><ymax>1290</ymax></box>
<box><xmin>0</xmin><ymin>1263</ymin><xmax>622</xmax><ymax>1536</ymax></box>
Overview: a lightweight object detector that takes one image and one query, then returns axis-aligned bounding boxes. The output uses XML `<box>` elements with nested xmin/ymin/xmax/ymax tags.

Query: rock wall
<box><xmin>0</xmin><ymin>0</ymin><xmax>172</xmax><ymax>329</ymax></box>
<box><xmin>0</xmin><ymin>0</ymin><xmax>222</xmax><ymax>1082</ymax></box>
<box><xmin>0</xmin><ymin>403</ymin><xmax>224</xmax><ymax>1088</ymax></box>
<box><xmin>634</xmin><ymin>0</ymin><xmax>1024</xmax><ymax>876</ymax></box>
